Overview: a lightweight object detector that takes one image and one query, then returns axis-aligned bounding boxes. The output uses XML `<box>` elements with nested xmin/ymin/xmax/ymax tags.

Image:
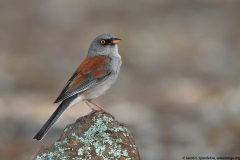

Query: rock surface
<box><xmin>33</xmin><ymin>110</ymin><xmax>140</xmax><ymax>160</ymax></box>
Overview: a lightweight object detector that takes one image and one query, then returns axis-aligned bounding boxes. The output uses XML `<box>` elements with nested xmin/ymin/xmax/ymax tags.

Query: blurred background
<box><xmin>0</xmin><ymin>0</ymin><xmax>240</xmax><ymax>159</ymax></box>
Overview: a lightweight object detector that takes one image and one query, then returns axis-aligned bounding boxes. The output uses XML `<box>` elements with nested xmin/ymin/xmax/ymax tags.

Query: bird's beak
<box><xmin>111</xmin><ymin>38</ymin><xmax>121</xmax><ymax>44</ymax></box>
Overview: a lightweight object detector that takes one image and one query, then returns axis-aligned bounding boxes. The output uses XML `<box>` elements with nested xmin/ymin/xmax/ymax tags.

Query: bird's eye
<box><xmin>100</xmin><ymin>40</ymin><xmax>106</xmax><ymax>44</ymax></box>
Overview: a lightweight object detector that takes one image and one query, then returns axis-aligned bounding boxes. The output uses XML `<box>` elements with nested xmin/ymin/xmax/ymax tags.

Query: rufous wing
<box><xmin>54</xmin><ymin>56</ymin><xmax>110</xmax><ymax>103</ymax></box>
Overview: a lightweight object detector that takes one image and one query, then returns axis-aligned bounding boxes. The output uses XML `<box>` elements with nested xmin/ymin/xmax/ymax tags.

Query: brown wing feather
<box><xmin>54</xmin><ymin>56</ymin><xmax>110</xmax><ymax>103</ymax></box>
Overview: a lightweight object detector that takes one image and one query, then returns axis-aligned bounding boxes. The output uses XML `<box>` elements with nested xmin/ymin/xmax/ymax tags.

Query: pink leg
<box><xmin>90</xmin><ymin>101</ymin><xmax>107</xmax><ymax>112</ymax></box>
<box><xmin>85</xmin><ymin>101</ymin><xmax>95</xmax><ymax>111</ymax></box>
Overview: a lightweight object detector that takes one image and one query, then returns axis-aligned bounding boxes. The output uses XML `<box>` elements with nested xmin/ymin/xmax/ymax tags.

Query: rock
<box><xmin>33</xmin><ymin>110</ymin><xmax>140</xmax><ymax>160</ymax></box>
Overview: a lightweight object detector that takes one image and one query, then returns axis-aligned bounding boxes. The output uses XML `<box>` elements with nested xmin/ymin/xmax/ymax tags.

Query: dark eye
<box><xmin>100</xmin><ymin>40</ymin><xmax>106</xmax><ymax>44</ymax></box>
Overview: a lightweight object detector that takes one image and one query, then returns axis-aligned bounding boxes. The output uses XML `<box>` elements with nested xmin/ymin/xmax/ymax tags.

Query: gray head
<box><xmin>88</xmin><ymin>34</ymin><xmax>121</xmax><ymax>57</ymax></box>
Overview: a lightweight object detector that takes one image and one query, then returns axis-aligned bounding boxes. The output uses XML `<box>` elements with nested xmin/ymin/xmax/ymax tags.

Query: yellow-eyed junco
<box><xmin>33</xmin><ymin>34</ymin><xmax>121</xmax><ymax>141</ymax></box>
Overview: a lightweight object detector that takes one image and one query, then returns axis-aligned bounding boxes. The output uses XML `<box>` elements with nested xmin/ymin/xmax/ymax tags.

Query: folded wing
<box><xmin>54</xmin><ymin>56</ymin><xmax>110</xmax><ymax>103</ymax></box>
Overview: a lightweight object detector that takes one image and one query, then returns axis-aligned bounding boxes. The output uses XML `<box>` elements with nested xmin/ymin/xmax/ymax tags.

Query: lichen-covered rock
<box><xmin>33</xmin><ymin>110</ymin><xmax>140</xmax><ymax>160</ymax></box>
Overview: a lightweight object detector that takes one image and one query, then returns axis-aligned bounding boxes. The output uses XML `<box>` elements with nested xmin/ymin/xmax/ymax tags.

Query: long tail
<box><xmin>33</xmin><ymin>96</ymin><xmax>77</xmax><ymax>141</ymax></box>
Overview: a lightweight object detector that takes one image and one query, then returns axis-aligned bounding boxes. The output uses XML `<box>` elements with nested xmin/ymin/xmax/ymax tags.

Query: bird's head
<box><xmin>88</xmin><ymin>34</ymin><xmax>121</xmax><ymax>57</ymax></box>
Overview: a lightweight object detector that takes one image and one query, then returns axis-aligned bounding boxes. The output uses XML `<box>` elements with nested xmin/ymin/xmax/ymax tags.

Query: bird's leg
<box><xmin>89</xmin><ymin>101</ymin><xmax>107</xmax><ymax>112</ymax></box>
<box><xmin>85</xmin><ymin>101</ymin><xmax>95</xmax><ymax>111</ymax></box>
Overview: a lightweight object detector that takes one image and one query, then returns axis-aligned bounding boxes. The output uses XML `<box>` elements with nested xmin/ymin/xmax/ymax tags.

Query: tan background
<box><xmin>0</xmin><ymin>0</ymin><xmax>240</xmax><ymax>159</ymax></box>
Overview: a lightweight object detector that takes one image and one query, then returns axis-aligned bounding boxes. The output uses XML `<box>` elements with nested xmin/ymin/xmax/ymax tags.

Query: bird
<box><xmin>33</xmin><ymin>34</ymin><xmax>121</xmax><ymax>141</ymax></box>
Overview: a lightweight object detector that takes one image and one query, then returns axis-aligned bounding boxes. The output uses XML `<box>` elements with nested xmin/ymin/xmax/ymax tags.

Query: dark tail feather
<box><xmin>33</xmin><ymin>98</ymin><xmax>74</xmax><ymax>141</ymax></box>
